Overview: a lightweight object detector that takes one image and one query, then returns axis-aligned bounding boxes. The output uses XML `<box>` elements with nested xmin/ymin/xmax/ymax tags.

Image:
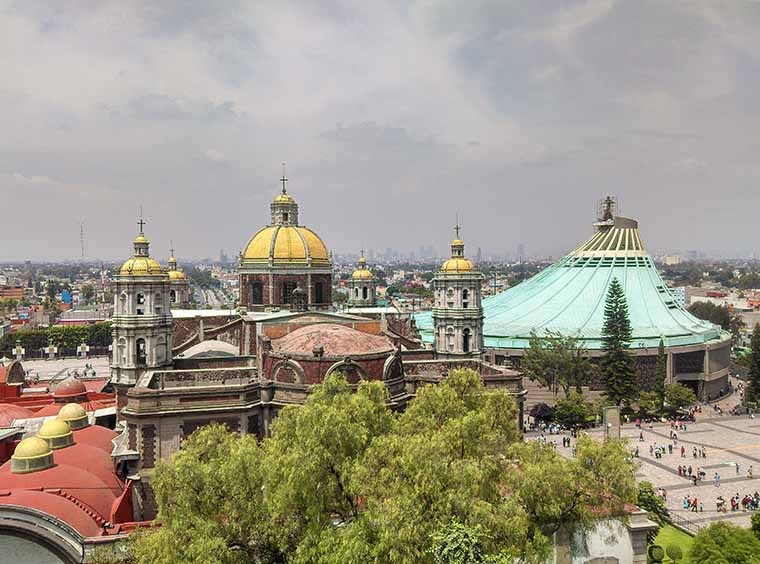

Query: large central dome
<box><xmin>242</xmin><ymin>225</ymin><xmax>330</xmax><ymax>267</ymax></box>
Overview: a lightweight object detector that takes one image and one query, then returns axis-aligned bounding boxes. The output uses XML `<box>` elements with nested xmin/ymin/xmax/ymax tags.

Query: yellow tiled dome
<box><xmin>119</xmin><ymin>256</ymin><xmax>164</xmax><ymax>276</ymax></box>
<box><xmin>58</xmin><ymin>403</ymin><xmax>87</xmax><ymax>422</ymax></box>
<box><xmin>242</xmin><ymin>226</ymin><xmax>331</xmax><ymax>266</ymax></box>
<box><xmin>441</xmin><ymin>258</ymin><xmax>474</xmax><ymax>272</ymax></box>
<box><xmin>13</xmin><ymin>437</ymin><xmax>52</xmax><ymax>459</ymax></box>
<box><xmin>168</xmin><ymin>269</ymin><xmax>187</xmax><ymax>280</ymax></box>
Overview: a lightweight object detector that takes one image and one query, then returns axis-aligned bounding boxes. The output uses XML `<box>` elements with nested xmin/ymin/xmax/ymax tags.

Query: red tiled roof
<box><xmin>0</xmin><ymin>462</ymin><xmax>119</xmax><ymax>521</ymax></box>
<box><xmin>0</xmin><ymin>489</ymin><xmax>105</xmax><ymax>538</ymax></box>
<box><xmin>0</xmin><ymin>404</ymin><xmax>34</xmax><ymax>427</ymax></box>
<box><xmin>74</xmin><ymin>424</ymin><xmax>118</xmax><ymax>455</ymax></box>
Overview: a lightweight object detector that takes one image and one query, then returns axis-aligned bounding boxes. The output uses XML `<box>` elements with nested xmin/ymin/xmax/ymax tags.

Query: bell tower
<box><xmin>111</xmin><ymin>216</ymin><xmax>173</xmax><ymax>411</ymax></box>
<box><xmin>347</xmin><ymin>251</ymin><xmax>377</xmax><ymax>307</ymax></box>
<box><xmin>432</xmin><ymin>222</ymin><xmax>484</xmax><ymax>357</ymax></box>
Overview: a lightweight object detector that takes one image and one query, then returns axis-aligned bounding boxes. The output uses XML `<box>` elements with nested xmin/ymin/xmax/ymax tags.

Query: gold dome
<box><xmin>169</xmin><ymin>269</ymin><xmax>187</xmax><ymax>280</ymax></box>
<box><xmin>39</xmin><ymin>418</ymin><xmax>74</xmax><ymax>449</ymax></box>
<box><xmin>13</xmin><ymin>437</ymin><xmax>52</xmax><ymax>459</ymax></box>
<box><xmin>119</xmin><ymin>256</ymin><xmax>165</xmax><ymax>276</ymax></box>
<box><xmin>133</xmin><ymin>234</ymin><xmax>149</xmax><ymax>244</ymax></box>
<box><xmin>351</xmin><ymin>268</ymin><xmax>374</xmax><ymax>280</ymax></box>
<box><xmin>58</xmin><ymin>403</ymin><xmax>87</xmax><ymax>420</ymax></box>
<box><xmin>441</xmin><ymin>258</ymin><xmax>474</xmax><ymax>272</ymax></box>
<box><xmin>242</xmin><ymin>226</ymin><xmax>331</xmax><ymax>266</ymax></box>
<box><xmin>274</xmin><ymin>193</ymin><xmax>296</xmax><ymax>204</ymax></box>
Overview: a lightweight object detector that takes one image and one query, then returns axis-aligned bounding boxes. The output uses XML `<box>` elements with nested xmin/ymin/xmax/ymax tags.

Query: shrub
<box><xmin>647</xmin><ymin>544</ymin><xmax>664</xmax><ymax>563</ymax></box>
<box><xmin>666</xmin><ymin>543</ymin><xmax>683</xmax><ymax>562</ymax></box>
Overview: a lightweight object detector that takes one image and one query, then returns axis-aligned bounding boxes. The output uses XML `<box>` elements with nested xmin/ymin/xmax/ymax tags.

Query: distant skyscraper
<box><xmin>476</xmin><ymin>247</ymin><xmax>482</xmax><ymax>264</ymax></box>
<box><xmin>516</xmin><ymin>243</ymin><xmax>526</xmax><ymax>262</ymax></box>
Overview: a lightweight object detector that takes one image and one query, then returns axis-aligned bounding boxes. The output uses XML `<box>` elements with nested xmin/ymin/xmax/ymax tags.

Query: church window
<box><xmin>118</xmin><ymin>338</ymin><xmax>127</xmax><ymax>365</ymax></box>
<box><xmin>250</xmin><ymin>282</ymin><xmax>263</xmax><ymax>305</ymax></box>
<box><xmin>154</xmin><ymin>292</ymin><xmax>162</xmax><ymax>314</ymax></box>
<box><xmin>315</xmin><ymin>282</ymin><xmax>325</xmax><ymax>304</ymax></box>
<box><xmin>362</xmin><ymin>287</ymin><xmax>368</xmax><ymax>300</ymax></box>
<box><xmin>136</xmin><ymin>293</ymin><xmax>145</xmax><ymax>315</ymax></box>
<box><xmin>463</xmin><ymin>328</ymin><xmax>471</xmax><ymax>353</ymax></box>
<box><xmin>170</xmin><ymin>290</ymin><xmax>177</xmax><ymax>304</ymax></box>
<box><xmin>136</xmin><ymin>338</ymin><xmax>147</xmax><ymax>366</ymax></box>
<box><xmin>462</xmin><ymin>289</ymin><xmax>469</xmax><ymax>308</ymax></box>
<box><xmin>283</xmin><ymin>212</ymin><xmax>289</xmax><ymax>223</ymax></box>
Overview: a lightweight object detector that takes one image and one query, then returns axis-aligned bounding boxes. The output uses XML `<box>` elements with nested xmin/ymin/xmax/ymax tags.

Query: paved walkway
<box><xmin>529</xmin><ymin>412</ymin><xmax>760</xmax><ymax>530</ymax></box>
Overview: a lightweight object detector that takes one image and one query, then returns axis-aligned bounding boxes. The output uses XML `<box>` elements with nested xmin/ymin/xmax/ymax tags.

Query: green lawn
<box><xmin>652</xmin><ymin>524</ymin><xmax>694</xmax><ymax>563</ymax></box>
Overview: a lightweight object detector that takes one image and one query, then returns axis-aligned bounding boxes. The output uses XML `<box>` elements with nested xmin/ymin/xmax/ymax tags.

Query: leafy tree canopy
<box><xmin>688</xmin><ymin>522</ymin><xmax>760</xmax><ymax>564</ymax></box>
<box><xmin>123</xmin><ymin>371</ymin><xmax>636</xmax><ymax>564</ymax></box>
<box><xmin>664</xmin><ymin>384</ymin><xmax>697</xmax><ymax>410</ymax></box>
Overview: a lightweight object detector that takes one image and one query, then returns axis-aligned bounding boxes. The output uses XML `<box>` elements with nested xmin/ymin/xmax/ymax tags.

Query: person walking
<box><xmin>715</xmin><ymin>472</ymin><xmax>721</xmax><ymax>487</ymax></box>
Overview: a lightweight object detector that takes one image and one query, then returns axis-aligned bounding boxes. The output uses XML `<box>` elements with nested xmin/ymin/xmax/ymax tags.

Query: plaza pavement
<box><xmin>533</xmin><ymin>413</ymin><xmax>760</xmax><ymax>531</ymax></box>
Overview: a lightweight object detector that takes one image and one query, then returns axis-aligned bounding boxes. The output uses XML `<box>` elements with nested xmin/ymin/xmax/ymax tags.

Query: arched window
<box><xmin>463</xmin><ymin>328</ymin><xmax>471</xmax><ymax>353</ymax></box>
<box><xmin>155</xmin><ymin>336</ymin><xmax>166</xmax><ymax>364</ymax></box>
<box><xmin>170</xmin><ymin>289</ymin><xmax>177</xmax><ymax>303</ymax></box>
<box><xmin>362</xmin><ymin>287</ymin><xmax>368</xmax><ymax>300</ymax></box>
<box><xmin>250</xmin><ymin>282</ymin><xmax>263</xmax><ymax>305</ymax></box>
<box><xmin>462</xmin><ymin>289</ymin><xmax>469</xmax><ymax>309</ymax></box>
<box><xmin>354</xmin><ymin>288</ymin><xmax>359</xmax><ymax>298</ymax></box>
<box><xmin>136</xmin><ymin>293</ymin><xmax>145</xmax><ymax>315</ymax></box>
<box><xmin>136</xmin><ymin>338</ymin><xmax>147</xmax><ymax>366</ymax></box>
<box><xmin>119</xmin><ymin>292</ymin><xmax>128</xmax><ymax>314</ymax></box>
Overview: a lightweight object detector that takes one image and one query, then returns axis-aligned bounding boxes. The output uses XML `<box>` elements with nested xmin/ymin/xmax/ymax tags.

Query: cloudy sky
<box><xmin>2</xmin><ymin>1</ymin><xmax>760</xmax><ymax>261</ymax></box>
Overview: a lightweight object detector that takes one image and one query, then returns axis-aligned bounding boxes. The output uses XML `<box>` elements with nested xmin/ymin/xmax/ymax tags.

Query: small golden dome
<box><xmin>58</xmin><ymin>403</ymin><xmax>89</xmax><ymax>430</ymax></box>
<box><xmin>133</xmin><ymin>234</ymin><xmax>149</xmax><ymax>245</ymax></box>
<box><xmin>452</xmin><ymin>239</ymin><xmax>464</xmax><ymax>246</ymax></box>
<box><xmin>168</xmin><ymin>269</ymin><xmax>187</xmax><ymax>280</ymax></box>
<box><xmin>441</xmin><ymin>258</ymin><xmax>474</xmax><ymax>272</ymax></box>
<box><xmin>119</xmin><ymin>256</ymin><xmax>165</xmax><ymax>276</ymax></box>
<box><xmin>351</xmin><ymin>269</ymin><xmax>374</xmax><ymax>280</ymax></box>
<box><xmin>58</xmin><ymin>403</ymin><xmax>86</xmax><ymax>421</ymax></box>
<box><xmin>242</xmin><ymin>226</ymin><xmax>331</xmax><ymax>266</ymax></box>
<box><xmin>13</xmin><ymin>437</ymin><xmax>52</xmax><ymax>459</ymax></box>
<box><xmin>39</xmin><ymin>419</ymin><xmax>73</xmax><ymax>440</ymax></box>
<box><xmin>274</xmin><ymin>193</ymin><xmax>296</xmax><ymax>204</ymax></box>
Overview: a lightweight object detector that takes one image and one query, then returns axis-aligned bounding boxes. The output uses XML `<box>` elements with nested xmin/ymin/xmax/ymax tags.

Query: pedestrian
<box><xmin>681</xmin><ymin>446</ymin><xmax>685</xmax><ymax>457</ymax></box>
<box><xmin>639</xmin><ymin>431</ymin><xmax>644</xmax><ymax>442</ymax></box>
<box><xmin>737</xmin><ymin>463</ymin><xmax>741</xmax><ymax>476</ymax></box>
<box><xmin>715</xmin><ymin>472</ymin><xmax>721</xmax><ymax>487</ymax></box>
<box><xmin>668</xmin><ymin>444</ymin><xmax>673</xmax><ymax>455</ymax></box>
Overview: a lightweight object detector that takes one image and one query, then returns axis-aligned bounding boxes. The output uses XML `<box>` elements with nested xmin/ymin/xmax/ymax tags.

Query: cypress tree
<box><xmin>600</xmin><ymin>278</ymin><xmax>637</xmax><ymax>406</ymax></box>
<box><xmin>654</xmin><ymin>339</ymin><xmax>667</xmax><ymax>411</ymax></box>
<box><xmin>747</xmin><ymin>324</ymin><xmax>760</xmax><ymax>405</ymax></box>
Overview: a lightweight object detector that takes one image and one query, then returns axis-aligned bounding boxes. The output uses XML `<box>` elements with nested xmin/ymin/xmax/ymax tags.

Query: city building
<box><xmin>347</xmin><ymin>252</ymin><xmax>377</xmax><ymax>307</ymax></box>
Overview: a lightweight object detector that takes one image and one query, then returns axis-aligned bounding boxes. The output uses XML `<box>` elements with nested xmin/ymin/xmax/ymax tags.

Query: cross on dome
<box><xmin>280</xmin><ymin>162</ymin><xmax>288</xmax><ymax>194</ymax></box>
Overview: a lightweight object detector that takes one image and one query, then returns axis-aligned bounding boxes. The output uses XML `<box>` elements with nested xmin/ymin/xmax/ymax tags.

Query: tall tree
<box><xmin>747</xmin><ymin>323</ymin><xmax>760</xmax><ymax>404</ymax></box>
<box><xmin>689</xmin><ymin>522</ymin><xmax>760</xmax><ymax>564</ymax></box>
<box><xmin>522</xmin><ymin>331</ymin><xmax>594</xmax><ymax>397</ymax></box>
<box><xmin>600</xmin><ymin>278</ymin><xmax>637</xmax><ymax>406</ymax></box>
<box><xmin>654</xmin><ymin>339</ymin><xmax>667</xmax><ymax>411</ymax></box>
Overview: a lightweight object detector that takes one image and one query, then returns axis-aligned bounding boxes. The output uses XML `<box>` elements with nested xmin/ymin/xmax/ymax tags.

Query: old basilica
<box><xmin>0</xmin><ymin>173</ymin><xmax>524</xmax><ymax>560</ymax></box>
<box><xmin>107</xmin><ymin>174</ymin><xmax>524</xmax><ymax>518</ymax></box>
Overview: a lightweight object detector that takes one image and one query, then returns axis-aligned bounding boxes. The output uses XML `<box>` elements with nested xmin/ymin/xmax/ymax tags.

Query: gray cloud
<box><xmin>1</xmin><ymin>1</ymin><xmax>760</xmax><ymax>261</ymax></box>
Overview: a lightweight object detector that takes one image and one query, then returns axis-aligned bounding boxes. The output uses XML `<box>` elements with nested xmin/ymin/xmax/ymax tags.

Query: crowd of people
<box><xmin>716</xmin><ymin>492</ymin><xmax>760</xmax><ymax>512</ymax></box>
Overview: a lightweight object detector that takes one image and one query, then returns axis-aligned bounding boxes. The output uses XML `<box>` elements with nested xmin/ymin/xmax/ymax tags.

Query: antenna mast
<box><xmin>79</xmin><ymin>220</ymin><xmax>86</xmax><ymax>262</ymax></box>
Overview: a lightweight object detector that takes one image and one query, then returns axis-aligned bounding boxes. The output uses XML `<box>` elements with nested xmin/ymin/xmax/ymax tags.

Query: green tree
<box><xmin>751</xmin><ymin>511</ymin><xmax>760</xmax><ymax>540</ymax></box>
<box><xmin>522</xmin><ymin>331</ymin><xmax>595</xmax><ymax>396</ymax></box>
<box><xmin>687</xmin><ymin>301</ymin><xmax>745</xmax><ymax>343</ymax></box>
<box><xmin>127</xmin><ymin>371</ymin><xmax>636</xmax><ymax>564</ymax></box>
<box><xmin>637</xmin><ymin>391</ymin><xmax>661</xmax><ymax>418</ymax></box>
<box><xmin>636</xmin><ymin>481</ymin><xmax>668</xmax><ymax>526</ymax></box>
<box><xmin>429</xmin><ymin>521</ymin><xmax>486</xmax><ymax>564</ymax></box>
<box><xmin>747</xmin><ymin>324</ymin><xmax>760</xmax><ymax>404</ymax></box>
<box><xmin>664</xmin><ymin>384</ymin><xmax>697</xmax><ymax>410</ymax></box>
<box><xmin>688</xmin><ymin>522</ymin><xmax>760</xmax><ymax>564</ymax></box>
<box><xmin>654</xmin><ymin>339</ymin><xmax>667</xmax><ymax>410</ymax></box>
<box><xmin>553</xmin><ymin>392</ymin><xmax>592</xmax><ymax>427</ymax></box>
<box><xmin>600</xmin><ymin>278</ymin><xmax>637</xmax><ymax>406</ymax></box>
